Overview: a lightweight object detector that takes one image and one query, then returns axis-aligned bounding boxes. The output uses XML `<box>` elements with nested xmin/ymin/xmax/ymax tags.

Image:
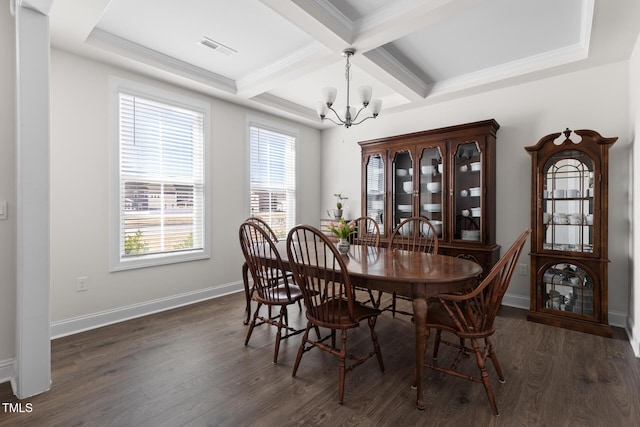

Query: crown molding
<box><xmin>87</xmin><ymin>28</ymin><xmax>237</xmax><ymax>94</ymax></box>
<box><xmin>250</xmin><ymin>93</ymin><xmax>318</xmax><ymax>122</ymax></box>
<box><xmin>430</xmin><ymin>43</ymin><xmax>589</xmax><ymax>97</ymax></box>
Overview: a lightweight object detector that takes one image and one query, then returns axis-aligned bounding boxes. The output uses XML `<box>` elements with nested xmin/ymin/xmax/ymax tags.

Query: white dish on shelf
<box><xmin>422</xmin><ymin>165</ymin><xmax>435</xmax><ymax>175</ymax></box>
<box><xmin>397</xmin><ymin>204</ymin><xmax>412</xmax><ymax>212</ymax></box>
<box><xmin>396</xmin><ymin>168</ymin><xmax>408</xmax><ymax>177</ymax></box>
<box><xmin>469</xmin><ymin>187</ymin><xmax>481</xmax><ymax>197</ymax></box>
<box><xmin>470</xmin><ymin>207</ymin><xmax>481</xmax><ymax>217</ymax></box>
<box><xmin>426</xmin><ymin>182</ymin><xmax>441</xmax><ymax>193</ymax></box>
<box><xmin>423</xmin><ymin>203</ymin><xmax>442</xmax><ymax>212</ymax></box>
<box><xmin>470</xmin><ymin>162</ymin><xmax>481</xmax><ymax>171</ymax></box>
<box><xmin>402</xmin><ymin>181</ymin><xmax>413</xmax><ymax>193</ymax></box>
<box><xmin>461</xmin><ymin>230</ymin><xmax>480</xmax><ymax>241</ymax></box>
<box><xmin>422</xmin><ymin>220</ymin><xmax>442</xmax><ymax>237</ymax></box>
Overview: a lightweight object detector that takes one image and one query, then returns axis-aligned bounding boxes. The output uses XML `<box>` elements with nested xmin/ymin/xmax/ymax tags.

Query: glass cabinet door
<box><xmin>392</xmin><ymin>150</ymin><xmax>414</xmax><ymax>231</ymax></box>
<box><xmin>542</xmin><ymin>151</ymin><xmax>594</xmax><ymax>255</ymax></box>
<box><xmin>453</xmin><ymin>142</ymin><xmax>482</xmax><ymax>241</ymax></box>
<box><xmin>542</xmin><ymin>262</ymin><xmax>594</xmax><ymax>317</ymax></box>
<box><xmin>364</xmin><ymin>153</ymin><xmax>385</xmax><ymax>234</ymax></box>
<box><xmin>418</xmin><ymin>147</ymin><xmax>443</xmax><ymax>237</ymax></box>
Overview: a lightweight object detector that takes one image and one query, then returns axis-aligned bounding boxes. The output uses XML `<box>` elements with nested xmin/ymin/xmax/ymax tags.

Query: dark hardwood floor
<box><xmin>1</xmin><ymin>291</ymin><xmax>639</xmax><ymax>426</ymax></box>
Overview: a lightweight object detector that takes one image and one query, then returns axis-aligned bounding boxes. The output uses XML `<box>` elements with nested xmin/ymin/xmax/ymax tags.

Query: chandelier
<box><xmin>315</xmin><ymin>48</ymin><xmax>382</xmax><ymax>128</ymax></box>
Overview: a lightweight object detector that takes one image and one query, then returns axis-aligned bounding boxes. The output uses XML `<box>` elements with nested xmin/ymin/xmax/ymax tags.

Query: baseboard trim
<box><xmin>502</xmin><ymin>292</ymin><xmax>627</xmax><ymax>329</ymax></box>
<box><xmin>50</xmin><ymin>282</ymin><xmax>244</xmax><ymax>339</ymax></box>
<box><xmin>0</xmin><ymin>358</ymin><xmax>16</xmax><ymax>386</ymax></box>
<box><xmin>501</xmin><ymin>292</ymin><xmax>529</xmax><ymax>310</ymax></box>
<box><xmin>626</xmin><ymin>318</ymin><xmax>640</xmax><ymax>358</ymax></box>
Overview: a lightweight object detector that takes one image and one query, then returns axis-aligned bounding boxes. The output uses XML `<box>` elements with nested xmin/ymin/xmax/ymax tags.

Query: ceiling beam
<box><xmin>257</xmin><ymin>0</ymin><xmax>481</xmax><ymax>103</ymax></box>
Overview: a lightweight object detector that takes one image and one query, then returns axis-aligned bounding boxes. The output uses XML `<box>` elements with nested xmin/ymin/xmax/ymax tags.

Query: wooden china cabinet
<box><xmin>359</xmin><ymin>119</ymin><xmax>500</xmax><ymax>274</ymax></box>
<box><xmin>525</xmin><ymin>128</ymin><xmax>616</xmax><ymax>337</ymax></box>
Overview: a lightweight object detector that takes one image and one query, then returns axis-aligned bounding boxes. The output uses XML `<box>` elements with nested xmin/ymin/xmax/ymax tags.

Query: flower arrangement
<box><xmin>326</xmin><ymin>217</ymin><xmax>356</xmax><ymax>240</ymax></box>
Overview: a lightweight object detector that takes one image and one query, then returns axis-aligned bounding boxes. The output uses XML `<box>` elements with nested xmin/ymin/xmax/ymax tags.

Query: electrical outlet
<box><xmin>76</xmin><ymin>277</ymin><xmax>88</xmax><ymax>292</ymax></box>
<box><xmin>517</xmin><ymin>264</ymin><xmax>528</xmax><ymax>276</ymax></box>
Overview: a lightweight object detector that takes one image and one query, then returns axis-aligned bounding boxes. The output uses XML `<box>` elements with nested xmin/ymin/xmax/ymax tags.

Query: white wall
<box><xmin>0</xmin><ymin>3</ymin><xmax>16</xmax><ymax>370</ymax></box>
<box><xmin>630</xmin><ymin>32</ymin><xmax>640</xmax><ymax>355</ymax></box>
<box><xmin>320</xmin><ymin>61</ymin><xmax>631</xmax><ymax>326</ymax></box>
<box><xmin>49</xmin><ymin>49</ymin><xmax>321</xmax><ymax>326</ymax></box>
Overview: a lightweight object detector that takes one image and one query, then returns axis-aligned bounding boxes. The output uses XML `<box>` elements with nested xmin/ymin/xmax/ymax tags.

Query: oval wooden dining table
<box><xmin>242</xmin><ymin>242</ymin><xmax>483</xmax><ymax>410</ymax></box>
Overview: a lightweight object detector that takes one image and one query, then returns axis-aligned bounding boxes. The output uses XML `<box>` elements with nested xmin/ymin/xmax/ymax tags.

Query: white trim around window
<box><xmin>109</xmin><ymin>77</ymin><xmax>211</xmax><ymax>271</ymax></box>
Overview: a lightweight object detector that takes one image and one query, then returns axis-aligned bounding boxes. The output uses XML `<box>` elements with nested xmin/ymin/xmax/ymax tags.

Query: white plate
<box><xmin>423</xmin><ymin>203</ymin><xmax>442</xmax><ymax>212</ymax></box>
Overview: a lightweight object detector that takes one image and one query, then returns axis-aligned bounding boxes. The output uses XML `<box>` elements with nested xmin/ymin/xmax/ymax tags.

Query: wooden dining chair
<box><xmin>418</xmin><ymin>229</ymin><xmax>530</xmax><ymax>415</ymax></box>
<box><xmin>238</xmin><ymin>220</ymin><xmax>305</xmax><ymax>364</ymax></box>
<box><xmin>385</xmin><ymin>216</ymin><xmax>439</xmax><ymax>317</ymax></box>
<box><xmin>245</xmin><ymin>216</ymin><xmax>280</xmax><ymax>241</ymax></box>
<box><xmin>286</xmin><ymin>225</ymin><xmax>385</xmax><ymax>404</ymax></box>
<box><xmin>241</xmin><ymin>216</ymin><xmax>301</xmax><ymax>324</ymax></box>
<box><xmin>352</xmin><ymin>216</ymin><xmax>383</xmax><ymax>307</ymax></box>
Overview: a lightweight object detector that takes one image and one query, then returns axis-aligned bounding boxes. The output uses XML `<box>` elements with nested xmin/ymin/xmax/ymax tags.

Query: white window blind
<box><xmin>249</xmin><ymin>125</ymin><xmax>296</xmax><ymax>239</ymax></box>
<box><xmin>118</xmin><ymin>93</ymin><xmax>205</xmax><ymax>261</ymax></box>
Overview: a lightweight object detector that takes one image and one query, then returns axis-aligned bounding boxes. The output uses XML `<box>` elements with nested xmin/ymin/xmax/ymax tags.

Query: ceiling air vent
<box><xmin>199</xmin><ymin>37</ymin><xmax>237</xmax><ymax>56</ymax></box>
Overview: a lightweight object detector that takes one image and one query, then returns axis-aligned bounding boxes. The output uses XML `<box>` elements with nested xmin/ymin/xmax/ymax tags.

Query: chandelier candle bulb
<box><xmin>358</xmin><ymin>86</ymin><xmax>372</xmax><ymax>105</ymax></box>
<box><xmin>322</xmin><ymin>87</ymin><xmax>337</xmax><ymax>106</ymax></box>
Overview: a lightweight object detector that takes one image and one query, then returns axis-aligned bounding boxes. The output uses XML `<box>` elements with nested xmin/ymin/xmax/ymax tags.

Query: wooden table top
<box><xmin>275</xmin><ymin>242</ymin><xmax>483</xmax><ymax>296</ymax></box>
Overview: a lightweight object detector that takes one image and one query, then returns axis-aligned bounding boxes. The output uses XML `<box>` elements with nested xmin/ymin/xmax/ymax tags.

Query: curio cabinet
<box><xmin>525</xmin><ymin>128</ymin><xmax>617</xmax><ymax>337</ymax></box>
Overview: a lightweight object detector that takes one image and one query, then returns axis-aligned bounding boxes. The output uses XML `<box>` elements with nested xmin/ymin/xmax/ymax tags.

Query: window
<box><xmin>249</xmin><ymin>123</ymin><xmax>296</xmax><ymax>240</ymax></box>
<box><xmin>110</xmin><ymin>78</ymin><xmax>209</xmax><ymax>270</ymax></box>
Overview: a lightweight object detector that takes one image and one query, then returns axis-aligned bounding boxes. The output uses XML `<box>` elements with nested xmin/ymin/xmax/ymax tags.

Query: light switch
<box><xmin>0</xmin><ymin>201</ymin><xmax>7</xmax><ymax>220</ymax></box>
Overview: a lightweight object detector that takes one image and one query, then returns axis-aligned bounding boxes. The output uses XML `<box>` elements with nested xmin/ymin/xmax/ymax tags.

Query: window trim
<box><xmin>245</xmin><ymin>116</ymin><xmax>299</xmax><ymax>238</ymax></box>
<box><xmin>109</xmin><ymin>77</ymin><xmax>211</xmax><ymax>271</ymax></box>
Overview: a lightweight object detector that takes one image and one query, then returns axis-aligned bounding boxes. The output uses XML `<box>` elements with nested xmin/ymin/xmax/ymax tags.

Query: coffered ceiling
<box><xmin>46</xmin><ymin>0</ymin><xmax>640</xmax><ymax>129</ymax></box>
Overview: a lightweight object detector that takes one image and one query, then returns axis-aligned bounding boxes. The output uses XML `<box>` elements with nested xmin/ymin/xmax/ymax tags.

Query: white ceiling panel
<box><xmin>389</xmin><ymin>0</ymin><xmax>584</xmax><ymax>81</ymax></box>
<box><xmin>95</xmin><ymin>0</ymin><xmax>315</xmax><ymax>79</ymax></box>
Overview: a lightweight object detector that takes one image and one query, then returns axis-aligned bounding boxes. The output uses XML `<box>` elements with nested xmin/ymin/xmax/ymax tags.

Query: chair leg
<box><xmin>485</xmin><ymin>337</ymin><xmax>505</xmax><ymax>383</ymax></box>
<box><xmin>368</xmin><ymin>317</ymin><xmax>384</xmax><ymax>372</ymax></box>
<box><xmin>338</xmin><ymin>328</ymin><xmax>347</xmax><ymax>404</ymax></box>
<box><xmin>432</xmin><ymin>329</ymin><xmax>442</xmax><ymax>360</ymax></box>
<box><xmin>273</xmin><ymin>305</ymin><xmax>286</xmax><ymax>364</ymax></box>
<box><xmin>366</xmin><ymin>290</ymin><xmax>382</xmax><ymax>309</ymax></box>
<box><xmin>471</xmin><ymin>339</ymin><xmax>499</xmax><ymax>416</ymax></box>
<box><xmin>283</xmin><ymin>304</ymin><xmax>289</xmax><ymax>327</ymax></box>
<box><xmin>244</xmin><ymin>302</ymin><xmax>262</xmax><ymax>345</ymax></box>
<box><xmin>292</xmin><ymin>322</ymin><xmax>312</xmax><ymax>378</ymax></box>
